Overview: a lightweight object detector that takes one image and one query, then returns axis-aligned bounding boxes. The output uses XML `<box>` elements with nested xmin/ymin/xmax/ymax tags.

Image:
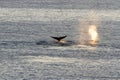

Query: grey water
<box><xmin>0</xmin><ymin>0</ymin><xmax>120</xmax><ymax>80</ymax></box>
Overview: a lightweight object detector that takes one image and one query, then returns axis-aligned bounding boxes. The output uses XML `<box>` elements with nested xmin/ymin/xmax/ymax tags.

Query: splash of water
<box><xmin>77</xmin><ymin>12</ymin><xmax>100</xmax><ymax>46</ymax></box>
<box><xmin>88</xmin><ymin>25</ymin><xmax>98</xmax><ymax>45</ymax></box>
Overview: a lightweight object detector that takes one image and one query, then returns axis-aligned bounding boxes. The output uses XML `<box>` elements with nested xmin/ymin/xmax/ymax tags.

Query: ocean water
<box><xmin>0</xmin><ymin>0</ymin><xmax>120</xmax><ymax>80</ymax></box>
